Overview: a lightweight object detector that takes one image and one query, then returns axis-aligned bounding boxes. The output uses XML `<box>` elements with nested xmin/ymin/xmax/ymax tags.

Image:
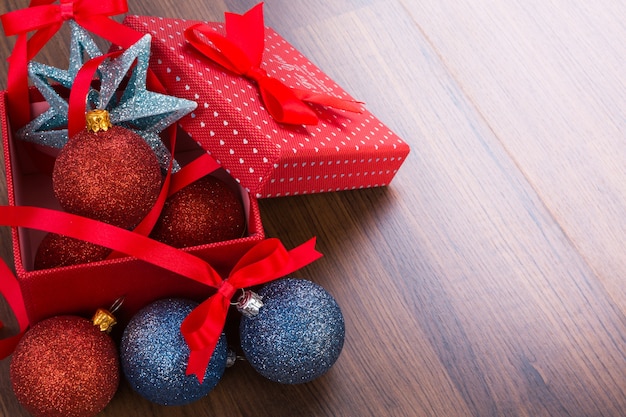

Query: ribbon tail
<box><xmin>258</xmin><ymin>77</ymin><xmax>319</xmax><ymax>125</ymax></box>
<box><xmin>293</xmin><ymin>88</ymin><xmax>365</xmax><ymax>114</ymax></box>
<box><xmin>229</xmin><ymin>237</ymin><xmax>323</xmax><ymax>289</ymax></box>
<box><xmin>283</xmin><ymin>237</ymin><xmax>323</xmax><ymax>273</ymax></box>
<box><xmin>185</xmin><ymin>346</ymin><xmax>218</xmax><ymax>384</ymax></box>
<box><xmin>6</xmin><ymin>35</ymin><xmax>31</xmax><ymax>128</ymax></box>
<box><xmin>224</xmin><ymin>2</ymin><xmax>265</xmax><ymax>67</ymax></box>
<box><xmin>181</xmin><ymin>294</ymin><xmax>230</xmax><ymax>382</ymax></box>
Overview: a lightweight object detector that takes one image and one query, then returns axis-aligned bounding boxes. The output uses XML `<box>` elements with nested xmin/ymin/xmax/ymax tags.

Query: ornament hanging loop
<box><xmin>235</xmin><ymin>289</ymin><xmax>264</xmax><ymax>318</ymax></box>
<box><xmin>109</xmin><ymin>296</ymin><xmax>125</xmax><ymax>314</ymax></box>
<box><xmin>226</xmin><ymin>349</ymin><xmax>246</xmax><ymax>368</ymax></box>
<box><xmin>91</xmin><ymin>297</ymin><xmax>124</xmax><ymax>333</ymax></box>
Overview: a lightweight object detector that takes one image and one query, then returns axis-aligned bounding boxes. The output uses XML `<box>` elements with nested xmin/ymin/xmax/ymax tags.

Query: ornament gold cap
<box><xmin>86</xmin><ymin>109</ymin><xmax>112</xmax><ymax>133</ymax></box>
<box><xmin>91</xmin><ymin>308</ymin><xmax>117</xmax><ymax>333</ymax></box>
<box><xmin>91</xmin><ymin>297</ymin><xmax>123</xmax><ymax>333</ymax></box>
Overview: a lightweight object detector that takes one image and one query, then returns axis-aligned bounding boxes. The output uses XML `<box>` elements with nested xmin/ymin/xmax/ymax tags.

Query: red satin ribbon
<box><xmin>0</xmin><ymin>0</ymin><xmax>147</xmax><ymax>128</ymax></box>
<box><xmin>184</xmin><ymin>3</ymin><xmax>363</xmax><ymax>125</ymax></box>
<box><xmin>67</xmin><ymin>50</ymin><xmax>120</xmax><ymax>137</ymax></box>
<box><xmin>0</xmin><ymin>206</ymin><xmax>321</xmax><ymax>383</ymax></box>
<box><xmin>168</xmin><ymin>153</ymin><xmax>222</xmax><ymax>197</ymax></box>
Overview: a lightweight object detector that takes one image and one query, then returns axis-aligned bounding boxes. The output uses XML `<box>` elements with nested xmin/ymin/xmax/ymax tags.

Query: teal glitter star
<box><xmin>16</xmin><ymin>25</ymin><xmax>197</xmax><ymax>171</ymax></box>
<box><xmin>16</xmin><ymin>20</ymin><xmax>103</xmax><ymax>148</ymax></box>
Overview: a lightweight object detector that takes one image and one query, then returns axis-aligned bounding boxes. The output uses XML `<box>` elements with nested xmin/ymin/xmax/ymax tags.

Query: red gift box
<box><xmin>1</xmin><ymin>90</ymin><xmax>265</xmax><ymax>325</ymax></box>
<box><xmin>122</xmin><ymin>10</ymin><xmax>410</xmax><ymax>198</ymax></box>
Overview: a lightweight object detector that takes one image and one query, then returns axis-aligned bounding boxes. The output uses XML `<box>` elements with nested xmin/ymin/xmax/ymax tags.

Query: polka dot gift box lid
<box><xmin>123</xmin><ymin>7</ymin><xmax>409</xmax><ymax>198</ymax></box>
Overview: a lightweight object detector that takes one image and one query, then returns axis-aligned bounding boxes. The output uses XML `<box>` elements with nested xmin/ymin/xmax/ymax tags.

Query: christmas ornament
<box><xmin>120</xmin><ymin>298</ymin><xmax>228</xmax><ymax>406</ymax></box>
<box><xmin>34</xmin><ymin>232</ymin><xmax>111</xmax><ymax>270</ymax></box>
<box><xmin>150</xmin><ymin>175</ymin><xmax>246</xmax><ymax>248</ymax></box>
<box><xmin>239</xmin><ymin>278</ymin><xmax>345</xmax><ymax>384</ymax></box>
<box><xmin>52</xmin><ymin>109</ymin><xmax>162</xmax><ymax>229</ymax></box>
<box><xmin>10</xmin><ymin>306</ymin><xmax>121</xmax><ymax>417</ymax></box>
<box><xmin>17</xmin><ymin>28</ymin><xmax>196</xmax><ymax>170</ymax></box>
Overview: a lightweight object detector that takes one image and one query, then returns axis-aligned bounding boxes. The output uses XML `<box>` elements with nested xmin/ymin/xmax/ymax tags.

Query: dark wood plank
<box><xmin>0</xmin><ymin>1</ymin><xmax>624</xmax><ymax>416</ymax></box>
<box><xmin>399</xmin><ymin>0</ymin><xmax>626</xmax><ymax>312</ymax></box>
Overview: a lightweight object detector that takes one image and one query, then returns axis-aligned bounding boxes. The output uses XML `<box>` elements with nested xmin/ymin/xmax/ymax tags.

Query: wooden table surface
<box><xmin>1</xmin><ymin>0</ymin><xmax>625</xmax><ymax>416</ymax></box>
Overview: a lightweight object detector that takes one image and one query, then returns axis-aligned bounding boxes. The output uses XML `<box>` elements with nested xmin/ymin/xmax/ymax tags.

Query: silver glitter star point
<box><xmin>98</xmin><ymin>34</ymin><xmax>197</xmax><ymax>170</ymax></box>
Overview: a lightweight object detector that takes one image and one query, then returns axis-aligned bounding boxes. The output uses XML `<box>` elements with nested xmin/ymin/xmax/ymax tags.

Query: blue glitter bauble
<box><xmin>120</xmin><ymin>298</ymin><xmax>228</xmax><ymax>405</ymax></box>
<box><xmin>240</xmin><ymin>278</ymin><xmax>345</xmax><ymax>384</ymax></box>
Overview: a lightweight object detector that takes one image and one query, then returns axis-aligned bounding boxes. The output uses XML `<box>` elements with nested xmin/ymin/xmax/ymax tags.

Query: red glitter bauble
<box><xmin>150</xmin><ymin>175</ymin><xmax>246</xmax><ymax>248</ymax></box>
<box><xmin>34</xmin><ymin>233</ymin><xmax>111</xmax><ymax>270</ymax></box>
<box><xmin>10</xmin><ymin>315</ymin><xmax>120</xmax><ymax>417</ymax></box>
<box><xmin>53</xmin><ymin>126</ymin><xmax>162</xmax><ymax>229</ymax></box>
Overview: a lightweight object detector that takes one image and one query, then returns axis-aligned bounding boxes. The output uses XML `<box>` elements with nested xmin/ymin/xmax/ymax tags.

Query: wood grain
<box><xmin>0</xmin><ymin>0</ymin><xmax>625</xmax><ymax>416</ymax></box>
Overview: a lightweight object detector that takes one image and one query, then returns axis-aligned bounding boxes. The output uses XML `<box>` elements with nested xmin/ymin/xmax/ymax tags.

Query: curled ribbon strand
<box><xmin>184</xmin><ymin>3</ymin><xmax>363</xmax><ymax>125</ymax></box>
<box><xmin>0</xmin><ymin>206</ymin><xmax>321</xmax><ymax>382</ymax></box>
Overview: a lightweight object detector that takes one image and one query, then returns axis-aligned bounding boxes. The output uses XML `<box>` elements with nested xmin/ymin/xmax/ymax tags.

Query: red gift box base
<box><xmin>1</xmin><ymin>91</ymin><xmax>265</xmax><ymax>325</ymax></box>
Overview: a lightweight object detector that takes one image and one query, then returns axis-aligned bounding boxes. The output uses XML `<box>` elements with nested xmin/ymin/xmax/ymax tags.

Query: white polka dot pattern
<box><xmin>123</xmin><ymin>15</ymin><xmax>410</xmax><ymax>198</ymax></box>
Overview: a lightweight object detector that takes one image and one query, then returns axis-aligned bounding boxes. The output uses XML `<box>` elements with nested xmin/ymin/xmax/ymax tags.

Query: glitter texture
<box><xmin>10</xmin><ymin>316</ymin><xmax>120</xmax><ymax>417</ymax></box>
<box><xmin>53</xmin><ymin>125</ymin><xmax>162</xmax><ymax>229</ymax></box>
<box><xmin>150</xmin><ymin>175</ymin><xmax>246</xmax><ymax>248</ymax></box>
<box><xmin>120</xmin><ymin>299</ymin><xmax>228</xmax><ymax>406</ymax></box>
<box><xmin>239</xmin><ymin>278</ymin><xmax>345</xmax><ymax>384</ymax></box>
<box><xmin>17</xmin><ymin>24</ymin><xmax>196</xmax><ymax>171</ymax></box>
<box><xmin>97</xmin><ymin>34</ymin><xmax>196</xmax><ymax>171</ymax></box>
<box><xmin>34</xmin><ymin>232</ymin><xmax>111</xmax><ymax>270</ymax></box>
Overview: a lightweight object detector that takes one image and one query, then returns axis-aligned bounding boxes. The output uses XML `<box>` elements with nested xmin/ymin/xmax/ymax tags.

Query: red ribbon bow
<box><xmin>0</xmin><ymin>206</ymin><xmax>321</xmax><ymax>382</ymax></box>
<box><xmin>181</xmin><ymin>237</ymin><xmax>321</xmax><ymax>381</ymax></box>
<box><xmin>1</xmin><ymin>0</ymin><xmax>145</xmax><ymax>128</ymax></box>
<box><xmin>184</xmin><ymin>3</ymin><xmax>363</xmax><ymax>125</ymax></box>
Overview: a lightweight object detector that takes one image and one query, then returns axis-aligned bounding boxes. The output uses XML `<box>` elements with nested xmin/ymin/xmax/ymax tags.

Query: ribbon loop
<box><xmin>184</xmin><ymin>3</ymin><xmax>363</xmax><ymax>126</ymax></box>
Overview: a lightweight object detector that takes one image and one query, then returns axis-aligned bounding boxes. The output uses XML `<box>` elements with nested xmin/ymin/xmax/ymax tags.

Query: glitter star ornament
<box><xmin>10</xmin><ymin>308</ymin><xmax>120</xmax><ymax>417</ymax></box>
<box><xmin>239</xmin><ymin>278</ymin><xmax>345</xmax><ymax>384</ymax></box>
<box><xmin>120</xmin><ymin>298</ymin><xmax>229</xmax><ymax>406</ymax></box>
<box><xmin>16</xmin><ymin>22</ymin><xmax>196</xmax><ymax>169</ymax></box>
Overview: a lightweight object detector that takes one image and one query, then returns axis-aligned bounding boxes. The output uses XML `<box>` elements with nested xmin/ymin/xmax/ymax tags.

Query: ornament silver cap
<box><xmin>235</xmin><ymin>290</ymin><xmax>264</xmax><ymax>318</ymax></box>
